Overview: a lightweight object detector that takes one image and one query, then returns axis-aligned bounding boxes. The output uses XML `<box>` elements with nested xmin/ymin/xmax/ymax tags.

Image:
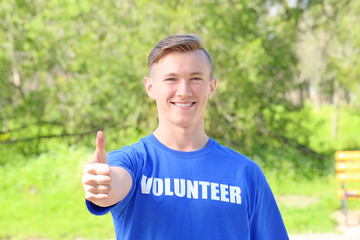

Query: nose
<box><xmin>176</xmin><ymin>80</ymin><xmax>192</xmax><ymax>96</ymax></box>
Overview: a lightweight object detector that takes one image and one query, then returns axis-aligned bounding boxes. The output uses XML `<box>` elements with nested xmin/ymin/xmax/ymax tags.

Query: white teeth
<box><xmin>174</xmin><ymin>102</ymin><xmax>192</xmax><ymax>107</ymax></box>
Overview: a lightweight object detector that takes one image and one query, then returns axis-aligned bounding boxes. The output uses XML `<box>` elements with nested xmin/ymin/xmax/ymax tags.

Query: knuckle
<box><xmin>94</xmin><ymin>175</ymin><xmax>110</xmax><ymax>184</ymax></box>
<box><xmin>82</xmin><ymin>174</ymin><xmax>94</xmax><ymax>185</ymax></box>
<box><xmin>83</xmin><ymin>165</ymin><xmax>89</xmax><ymax>174</ymax></box>
<box><xmin>85</xmin><ymin>192</ymin><xmax>94</xmax><ymax>201</ymax></box>
<box><xmin>99</xmin><ymin>164</ymin><xmax>111</xmax><ymax>174</ymax></box>
<box><xmin>83</xmin><ymin>163</ymin><xmax>110</xmax><ymax>175</ymax></box>
<box><xmin>104</xmin><ymin>176</ymin><xmax>112</xmax><ymax>184</ymax></box>
<box><xmin>83</xmin><ymin>184</ymin><xmax>93</xmax><ymax>193</ymax></box>
<box><xmin>100</xmin><ymin>185</ymin><xmax>111</xmax><ymax>194</ymax></box>
<box><xmin>83</xmin><ymin>163</ymin><xmax>94</xmax><ymax>173</ymax></box>
<box><xmin>82</xmin><ymin>175</ymin><xmax>89</xmax><ymax>184</ymax></box>
<box><xmin>87</xmin><ymin>186</ymin><xmax>96</xmax><ymax>193</ymax></box>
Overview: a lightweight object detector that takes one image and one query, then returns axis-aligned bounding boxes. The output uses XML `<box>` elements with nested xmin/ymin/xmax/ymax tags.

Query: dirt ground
<box><xmin>290</xmin><ymin>210</ymin><xmax>360</xmax><ymax>240</ymax></box>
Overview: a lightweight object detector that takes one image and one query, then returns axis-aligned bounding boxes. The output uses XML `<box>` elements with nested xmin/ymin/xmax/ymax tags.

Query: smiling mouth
<box><xmin>172</xmin><ymin>102</ymin><xmax>195</xmax><ymax>108</ymax></box>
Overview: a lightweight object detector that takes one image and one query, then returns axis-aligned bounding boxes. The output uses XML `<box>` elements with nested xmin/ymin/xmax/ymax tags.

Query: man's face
<box><xmin>145</xmin><ymin>50</ymin><xmax>217</xmax><ymax>129</ymax></box>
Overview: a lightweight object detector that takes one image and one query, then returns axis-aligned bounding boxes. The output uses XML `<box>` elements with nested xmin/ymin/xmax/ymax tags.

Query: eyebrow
<box><xmin>189</xmin><ymin>71</ymin><xmax>205</xmax><ymax>76</ymax></box>
<box><xmin>162</xmin><ymin>71</ymin><xmax>206</xmax><ymax>78</ymax></box>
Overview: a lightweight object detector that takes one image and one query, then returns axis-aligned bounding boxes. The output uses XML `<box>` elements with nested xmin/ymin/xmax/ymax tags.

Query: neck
<box><xmin>153</xmin><ymin>125</ymin><xmax>209</xmax><ymax>152</ymax></box>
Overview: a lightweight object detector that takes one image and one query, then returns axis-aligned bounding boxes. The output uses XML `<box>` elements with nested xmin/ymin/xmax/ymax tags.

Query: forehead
<box><xmin>150</xmin><ymin>50</ymin><xmax>212</xmax><ymax>77</ymax></box>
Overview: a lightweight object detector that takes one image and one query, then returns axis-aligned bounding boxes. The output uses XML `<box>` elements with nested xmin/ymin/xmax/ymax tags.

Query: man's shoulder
<box><xmin>213</xmin><ymin>140</ymin><xmax>251</xmax><ymax>159</ymax></box>
<box><xmin>107</xmin><ymin>135</ymin><xmax>152</xmax><ymax>164</ymax></box>
<box><xmin>212</xmin><ymin>140</ymin><xmax>261</xmax><ymax>168</ymax></box>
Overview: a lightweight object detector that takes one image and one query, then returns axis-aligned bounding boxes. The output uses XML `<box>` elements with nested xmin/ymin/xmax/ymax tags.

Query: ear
<box><xmin>144</xmin><ymin>77</ymin><xmax>155</xmax><ymax>99</ymax></box>
<box><xmin>208</xmin><ymin>77</ymin><xmax>217</xmax><ymax>98</ymax></box>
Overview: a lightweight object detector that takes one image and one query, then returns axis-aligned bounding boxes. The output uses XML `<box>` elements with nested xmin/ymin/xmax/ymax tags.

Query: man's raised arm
<box><xmin>82</xmin><ymin>131</ymin><xmax>132</xmax><ymax>207</ymax></box>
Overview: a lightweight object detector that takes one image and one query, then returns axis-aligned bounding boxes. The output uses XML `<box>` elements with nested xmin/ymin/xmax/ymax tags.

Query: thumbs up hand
<box><xmin>82</xmin><ymin>131</ymin><xmax>112</xmax><ymax>205</ymax></box>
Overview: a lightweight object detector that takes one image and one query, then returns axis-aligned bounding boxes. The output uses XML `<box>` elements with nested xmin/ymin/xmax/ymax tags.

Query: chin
<box><xmin>174</xmin><ymin>118</ymin><xmax>199</xmax><ymax>128</ymax></box>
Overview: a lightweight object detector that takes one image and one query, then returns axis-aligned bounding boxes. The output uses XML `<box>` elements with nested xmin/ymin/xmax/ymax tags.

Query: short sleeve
<box><xmin>86</xmin><ymin>199</ymin><xmax>115</xmax><ymax>215</ymax></box>
<box><xmin>249</xmin><ymin>177</ymin><xmax>289</xmax><ymax>240</ymax></box>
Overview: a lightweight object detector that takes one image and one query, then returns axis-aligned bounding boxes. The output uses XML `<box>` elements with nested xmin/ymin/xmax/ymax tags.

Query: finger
<box><xmin>83</xmin><ymin>163</ymin><xmax>111</xmax><ymax>175</ymax></box>
<box><xmin>96</xmin><ymin>131</ymin><xmax>108</xmax><ymax>164</ymax></box>
<box><xmin>85</xmin><ymin>184</ymin><xmax>112</xmax><ymax>194</ymax></box>
<box><xmin>85</xmin><ymin>192</ymin><xmax>109</xmax><ymax>202</ymax></box>
<box><xmin>82</xmin><ymin>173</ymin><xmax>112</xmax><ymax>186</ymax></box>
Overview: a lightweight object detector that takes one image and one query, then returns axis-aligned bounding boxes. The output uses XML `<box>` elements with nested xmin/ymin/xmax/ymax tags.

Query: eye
<box><xmin>165</xmin><ymin>78</ymin><xmax>176</xmax><ymax>81</ymax></box>
<box><xmin>191</xmin><ymin>77</ymin><xmax>202</xmax><ymax>81</ymax></box>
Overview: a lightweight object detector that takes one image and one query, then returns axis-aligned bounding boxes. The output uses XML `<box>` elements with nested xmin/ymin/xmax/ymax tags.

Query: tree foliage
<box><xmin>0</xmin><ymin>0</ymin><xmax>359</xmax><ymax>172</ymax></box>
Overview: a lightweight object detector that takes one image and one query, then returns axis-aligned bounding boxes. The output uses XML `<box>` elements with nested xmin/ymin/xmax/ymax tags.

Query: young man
<box><xmin>82</xmin><ymin>34</ymin><xmax>289</xmax><ymax>239</ymax></box>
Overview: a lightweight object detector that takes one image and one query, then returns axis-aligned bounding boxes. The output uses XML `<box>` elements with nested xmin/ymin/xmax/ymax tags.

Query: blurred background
<box><xmin>0</xmin><ymin>0</ymin><xmax>359</xmax><ymax>239</ymax></box>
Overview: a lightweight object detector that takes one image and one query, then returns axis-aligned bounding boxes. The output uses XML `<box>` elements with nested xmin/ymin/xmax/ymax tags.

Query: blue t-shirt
<box><xmin>86</xmin><ymin>134</ymin><xmax>289</xmax><ymax>240</ymax></box>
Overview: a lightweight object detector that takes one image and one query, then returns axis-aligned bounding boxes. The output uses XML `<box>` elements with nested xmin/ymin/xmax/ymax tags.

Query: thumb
<box><xmin>93</xmin><ymin>131</ymin><xmax>108</xmax><ymax>164</ymax></box>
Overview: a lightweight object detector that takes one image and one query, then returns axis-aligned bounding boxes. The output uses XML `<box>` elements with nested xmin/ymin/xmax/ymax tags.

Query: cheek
<box><xmin>194</xmin><ymin>85</ymin><xmax>210</xmax><ymax>98</ymax></box>
<box><xmin>154</xmin><ymin>87</ymin><xmax>172</xmax><ymax>102</ymax></box>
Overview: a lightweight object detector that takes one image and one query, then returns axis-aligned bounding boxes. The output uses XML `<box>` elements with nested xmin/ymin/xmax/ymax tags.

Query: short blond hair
<box><xmin>148</xmin><ymin>34</ymin><xmax>213</xmax><ymax>77</ymax></box>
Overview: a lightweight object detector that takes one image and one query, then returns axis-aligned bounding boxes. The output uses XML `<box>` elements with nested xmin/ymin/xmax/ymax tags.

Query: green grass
<box><xmin>0</xmin><ymin>145</ymin><xmax>114</xmax><ymax>240</ymax></box>
<box><xmin>268</xmin><ymin>176</ymin><xmax>343</xmax><ymax>234</ymax></box>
